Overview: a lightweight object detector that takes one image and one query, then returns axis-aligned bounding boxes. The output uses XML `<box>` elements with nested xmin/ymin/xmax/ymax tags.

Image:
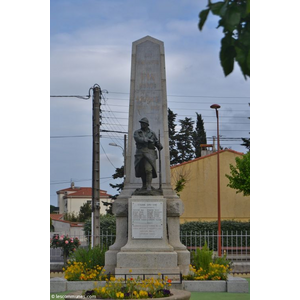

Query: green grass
<box><xmin>190</xmin><ymin>278</ymin><xmax>250</xmax><ymax>300</ymax></box>
<box><xmin>190</xmin><ymin>292</ymin><xmax>249</xmax><ymax>300</ymax></box>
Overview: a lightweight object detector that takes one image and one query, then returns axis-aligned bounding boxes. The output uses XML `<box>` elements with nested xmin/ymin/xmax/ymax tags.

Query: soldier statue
<box><xmin>134</xmin><ymin>117</ymin><xmax>163</xmax><ymax>192</ymax></box>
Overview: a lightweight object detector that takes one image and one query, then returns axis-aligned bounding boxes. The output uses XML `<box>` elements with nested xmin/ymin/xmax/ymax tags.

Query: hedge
<box><xmin>180</xmin><ymin>220</ymin><xmax>250</xmax><ymax>250</ymax></box>
<box><xmin>180</xmin><ymin>220</ymin><xmax>250</xmax><ymax>233</ymax></box>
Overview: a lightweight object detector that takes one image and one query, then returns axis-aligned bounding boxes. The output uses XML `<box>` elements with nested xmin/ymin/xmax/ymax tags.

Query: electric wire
<box><xmin>100</xmin><ymin>142</ymin><xmax>116</xmax><ymax>169</ymax></box>
<box><xmin>106</xmin><ymin>91</ymin><xmax>250</xmax><ymax>99</ymax></box>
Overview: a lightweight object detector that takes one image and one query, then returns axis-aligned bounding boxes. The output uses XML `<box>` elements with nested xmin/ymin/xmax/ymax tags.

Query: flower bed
<box><xmin>62</xmin><ymin>289</ymin><xmax>191</xmax><ymax>300</ymax></box>
<box><xmin>183</xmin><ymin>263</ymin><xmax>231</xmax><ymax>281</ymax></box>
<box><xmin>63</xmin><ymin>261</ymin><xmax>107</xmax><ymax>281</ymax></box>
<box><xmin>88</xmin><ymin>276</ymin><xmax>173</xmax><ymax>299</ymax></box>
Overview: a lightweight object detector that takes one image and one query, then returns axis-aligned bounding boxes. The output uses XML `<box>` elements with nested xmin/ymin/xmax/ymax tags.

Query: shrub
<box><xmin>192</xmin><ymin>242</ymin><xmax>212</xmax><ymax>272</ymax></box>
<box><xmin>213</xmin><ymin>255</ymin><xmax>232</xmax><ymax>270</ymax></box>
<box><xmin>50</xmin><ymin>235</ymin><xmax>81</xmax><ymax>265</ymax></box>
<box><xmin>180</xmin><ymin>220</ymin><xmax>250</xmax><ymax>233</ymax></box>
<box><xmin>68</xmin><ymin>245</ymin><xmax>107</xmax><ymax>269</ymax></box>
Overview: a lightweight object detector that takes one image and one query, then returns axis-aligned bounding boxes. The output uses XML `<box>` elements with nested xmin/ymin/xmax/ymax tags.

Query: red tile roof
<box><xmin>50</xmin><ymin>214</ymin><xmax>64</xmax><ymax>220</ymax></box>
<box><xmin>50</xmin><ymin>213</ymin><xmax>64</xmax><ymax>220</ymax></box>
<box><xmin>56</xmin><ymin>187</ymin><xmax>110</xmax><ymax>197</ymax></box>
<box><xmin>171</xmin><ymin>149</ymin><xmax>245</xmax><ymax>169</ymax></box>
<box><xmin>50</xmin><ymin>217</ymin><xmax>84</xmax><ymax>227</ymax></box>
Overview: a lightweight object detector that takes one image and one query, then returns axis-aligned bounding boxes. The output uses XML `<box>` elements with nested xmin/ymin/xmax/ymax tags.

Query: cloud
<box><xmin>50</xmin><ymin>0</ymin><xmax>250</xmax><ymax>205</ymax></box>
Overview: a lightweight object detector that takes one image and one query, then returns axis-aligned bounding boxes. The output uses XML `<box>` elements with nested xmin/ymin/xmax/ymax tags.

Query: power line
<box><xmin>100</xmin><ymin>142</ymin><xmax>116</xmax><ymax>169</ymax></box>
<box><xmin>50</xmin><ymin>177</ymin><xmax>112</xmax><ymax>185</ymax></box>
<box><xmin>107</xmin><ymin>91</ymin><xmax>250</xmax><ymax>99</ymax></box>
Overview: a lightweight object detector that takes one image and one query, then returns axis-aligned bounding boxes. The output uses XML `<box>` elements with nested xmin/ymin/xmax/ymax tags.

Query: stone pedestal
<box><xmin>105</xmin><ymin>194</ymin><xmax>190</xmax><ymax>275</ymax></box>
<box><xmin>115</xmin><ymin>196</ymin><xmax>180</xmax><ymax>275</ymax></box>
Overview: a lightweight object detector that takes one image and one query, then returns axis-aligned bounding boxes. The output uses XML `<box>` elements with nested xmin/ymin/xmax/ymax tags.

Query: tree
<box><xmin>64</xmin><ymin>211</ymin><xmax>80</xmax><ymax>222</ymax></box>
<box><xmin>107</xmin><ymin>165</ymin><xmax>125</xmax><ymax>214</ymax></box>
<box><xmin>50</xmin><ymin>217</ymin><xmax>54</xmax><ymax>232</ymax></box>
<box><xmin>78</xmin><ymin>202</ymin><xmax>92</xmax><ymax>222</ymax></box>
<box><xmin>192</xmin><ymin>113</ymin><xmax>207</xmax><ymax>157</ymax></box>
<box><xmin>168</xmin><ymin>108</ymin><xmax>180</xmax><ymax>165</ymax></box>
<box><xmin>225</xmin><ymin>151</ymin><xmax>250</xmax><ymax>196</ymax></box>
<box><xmin>64</xmin><ymin>202</ymin><xmax>91</xmax><ymax>222</ymax></box>
<box><xmin>109</xmin><ymin>165</ymin><xmax>124</xmax><ymax>193</ymax></box>
<box><xmin>50</xmin><ymin>205</ymin><xmax>58</xmax><ymax>213</ymax></box>
<box><xmin>176</xmin><ymin>117</ymin><xmax>195</xmax><ymax>163</ymax></box>
<box><xmin>199</xmin><ymin>0</ymin><xmax>250</xmax><ymax>78</ymax></box>
<box><xmin>241</xmin><ymin>137</ymin><xmax>250</xmax><ymax>150</ymax></box>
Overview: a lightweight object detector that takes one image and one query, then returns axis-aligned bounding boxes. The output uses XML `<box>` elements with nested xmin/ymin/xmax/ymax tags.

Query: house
<box><xmin>56</xmin><ymin>182</ymin><xmax>111</xmax><ymax>215</ymax></box>
<box><xmin>170</xmin><ymin>149</ymin><xmax>250</xmax><ymax>223</ymax></box>
<box><xmin>50</xmin><ymin>213</ymin><xmax>85</xmax><ymax>238</ymax></box>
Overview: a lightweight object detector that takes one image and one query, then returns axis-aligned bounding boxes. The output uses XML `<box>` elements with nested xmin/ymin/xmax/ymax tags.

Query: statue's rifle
<box><xmin>158</xmin><ymin>130</ymin><xmax>162</xmax><ymax>190</ymax></box>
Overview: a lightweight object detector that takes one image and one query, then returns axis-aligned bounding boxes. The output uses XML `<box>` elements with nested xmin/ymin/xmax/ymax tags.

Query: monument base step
<box><xmin>116</xmin><ymin>251</ymin><xmax>180</xmax><ymax>276</ymax></box>
<box><xmin>115</xmin><ymin>267</ymin><xmax>181</xmax><ymax>279</ymax></box>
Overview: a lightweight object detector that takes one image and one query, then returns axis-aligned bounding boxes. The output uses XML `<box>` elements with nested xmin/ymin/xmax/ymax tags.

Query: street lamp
<box><xmin>109</xmin><ymin>143</ymin><xmax>124</xmax><ymax>154</ymax></box>
<box><xmin>109</xmin><ymin>135</ymin><xmax>127</xmax><ymax>180</ymax></box>
<box><xmin>210</xmin><ymin>104</ymin><xmax>222</xmax><ymax>257</ymax></box>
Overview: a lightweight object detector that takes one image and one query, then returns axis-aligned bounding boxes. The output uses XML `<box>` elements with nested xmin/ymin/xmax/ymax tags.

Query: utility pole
<box><xmin>92</xmin><ymin>84</ymin><xmax>101</xmax><ymax>247</ymax></box>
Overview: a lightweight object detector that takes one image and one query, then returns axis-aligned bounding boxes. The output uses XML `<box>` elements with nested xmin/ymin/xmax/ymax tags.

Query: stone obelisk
<box><xmin>104</xmin><ymin>36</ymin><xmax>190</xmax><ymax>276</ymax></box>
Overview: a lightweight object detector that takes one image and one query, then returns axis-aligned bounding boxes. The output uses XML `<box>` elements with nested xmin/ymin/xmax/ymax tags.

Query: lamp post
<box><xmin>210</xmin><ymin>104</ymin><xmax>222</xmax><ymax>257</ymax></box>
<box><xmin>109</xmin><ymin>135</ymin><xmax>126</xmax><ymax>180</ymax></box>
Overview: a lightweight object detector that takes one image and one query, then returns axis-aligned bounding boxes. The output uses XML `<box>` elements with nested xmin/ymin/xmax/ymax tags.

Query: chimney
<box><xmin>71</xmin><ymin>182</ymin><xmax>75</xmax><ymax>189</ymax></box>
<box><xmin>212</xmin><ymin>136</ymin><xmax>216</xmax><ymax>152</ymax></box>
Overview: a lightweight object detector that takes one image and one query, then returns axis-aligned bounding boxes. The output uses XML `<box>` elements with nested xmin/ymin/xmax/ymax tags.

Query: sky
<box><xmin>50</xmin><ymin>0</ymin><xmax>250</xmax><ymax>206</ymax></box>
<box><xmin>2</xmin><ymin>1</ymin><xmax>300</xmax><ymax>295</ymax></box>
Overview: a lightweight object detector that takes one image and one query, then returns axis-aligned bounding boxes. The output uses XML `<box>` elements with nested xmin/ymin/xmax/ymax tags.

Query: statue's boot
<box><xmin>141</xmin><ymin>175</ymin><xmax>147</xmax><ymax>189</ymax></box>
<box><xmin>146</xmin><ymin>173</ymin><xmax>152</xmax><ymax>191</ymax></box>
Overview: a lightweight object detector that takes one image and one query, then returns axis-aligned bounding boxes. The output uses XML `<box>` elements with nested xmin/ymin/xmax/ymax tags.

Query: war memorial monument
<box><xmin>104</xmin><ymin>36</ymin><xmax>190</xmax><ymax>277</ymax></box>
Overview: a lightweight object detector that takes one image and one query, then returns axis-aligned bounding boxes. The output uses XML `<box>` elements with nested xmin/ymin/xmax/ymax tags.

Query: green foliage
<box><xmin>50</xmin><ymin>235</ymin><xmax>81</xmax><ymax>264</ymax></box>
<box><xmin>168</xmin><ymin>108</ymin><xmax>179</xmax><ymax>166</ymax></box>
<box><xmin>226</xmin><ymin>151</ymin><xmax>250</xmax><ymax>196</ymax></box>
<box><xmin>174</xmin><ymin>174</ymin><xmax>187</xmax><ymax>196</ymax></box>
<box><xmin>213</xmin><ymin>254</ymin><xmax>232</xmax><ymax>269</ymax></box>
<box><xmin>199</xmin><ymin>0</ymin><xmax>250</xmax><ymax>79</ymax></box>
<box><xmin>64</xmin><ymin>211</ymin><xmax>80</xmax><ymax>222</ymax></box>
<box><xmin>78</xmin><ymin>202</ymin><xmax>92</xmax><ymax>221</ymax></box>
<box><xmin>100</xmin><ymin>214</ymin><xmax>116</xmax><ymax>234</ymax></box>
<box><xmin>50</xmin><ymin>217</ymin><xmax>54</xmax><ymax>232</ymax></box>
<box><xmin>84</xmin><ymin>214</ymin><xmax>116</xmax><ymax>244</ymax></box>
<box><xmin>180</xmin><ymin>220</ymin><xmax>250</xmax><ymax>233</ymax></box>
<box><xmin>50</xmin><ymin>205</ymin><xmax>59</xmax><ymax>213</ymax></box>
<box><xmin>192</xmin><ymin>113</ymin><xmax>207</xmax><ymax>158</ymax></box>
<box><xmin>176</xmin><ymin>117</ymin><xmax>195</xmax><ymax>163</ymax></box>
<box><xmin>69</xmin><ymin>245</ymin><xmax>107</xmax><ymax>268</ymax></box>
<box><xmin>63</xmin><ymin>202</ymin><xmax>92</xmax><ymax>222</ymax></box>
<box><xmin>110</xmin><ymin>165</ymin><xmax>124</xmax><ymax>193</ymax></box>
<box><xmin>241</xmin><ymin>137</ymin><xmax>250</xmax><ymax>150</ymax></box>
<box><xmin>180</xmin><ymin>220</ymin><xmax>250</xmax><ymax>250</ymax></box>
<box><xmin>109</xmin><ymin>165</ymin><xmax>124</xmax><ymax>207</ymax></box>
<box><xmin>192</xmin><ymin>242</ymin><xmax>213</xmax><ymax>271</ymax></box>
<box><xmin>184</xmin><ymin>263</ymin><xmax>231</xmax><ymax>280</ymax></box>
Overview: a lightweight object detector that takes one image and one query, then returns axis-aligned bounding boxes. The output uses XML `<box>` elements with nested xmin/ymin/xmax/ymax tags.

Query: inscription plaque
<box><xmin>132</xmin><ymin>201</ymin><xmax>163</xmax><ymax>239</ymax></box>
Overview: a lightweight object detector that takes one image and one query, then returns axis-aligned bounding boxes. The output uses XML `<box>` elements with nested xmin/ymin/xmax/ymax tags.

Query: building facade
<box><xmin>57</xmin><ymin>182</ymin><xmax>111</xmax><ymax>215</ymax></box>
<box><xmin>170</xmin><ymin>149</ymin><xmax>250</xmax><ymax>223</ymax></box>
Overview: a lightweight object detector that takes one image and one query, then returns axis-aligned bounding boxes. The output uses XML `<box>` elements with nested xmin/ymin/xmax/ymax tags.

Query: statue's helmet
<box><xmin>139</xmin><ymin>117</ymin><xmax>149</xmax><ymax>125</ymax></box>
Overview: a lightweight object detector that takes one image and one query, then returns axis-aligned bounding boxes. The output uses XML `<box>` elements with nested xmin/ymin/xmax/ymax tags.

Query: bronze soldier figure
<box><xmin>134</xmin><ymin>117</ymin><xmax>163</xmax><ymax>191</ymax></box>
